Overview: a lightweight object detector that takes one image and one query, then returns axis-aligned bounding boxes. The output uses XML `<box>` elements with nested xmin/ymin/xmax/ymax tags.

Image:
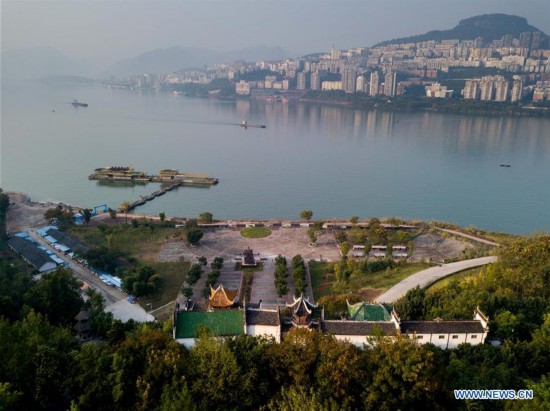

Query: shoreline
<box><xmin>5</xmin><ymin>191</ymin><xmax>510</xmax><ymax>246</ymax></box>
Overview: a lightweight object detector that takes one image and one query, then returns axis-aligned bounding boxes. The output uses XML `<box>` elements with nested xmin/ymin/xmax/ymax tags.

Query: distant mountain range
<box><xmin>104</xmin><ymin>45</ymin><xmax>288</xmax><ymax>78</ymax></box>
<box><xmin>1</xmin><ymin>44</ymin><xmax>288</xmax><ymax>82</ymax></box>
<box><xmin>1</xmin><ymin>46</ymin><xmax>96</xmax><ymax>82</ymax></box>
<box><xmin>3</xmin><ymin>14</ymin><xmax>548</xmax><ymax>83</ymax></box>
<box><xmin>375</xmin><ymin>14</ymin><xmax>549</xmax><ymax>47</ymax></box>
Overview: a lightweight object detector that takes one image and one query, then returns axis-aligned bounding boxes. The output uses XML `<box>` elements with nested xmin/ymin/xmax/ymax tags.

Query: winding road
<box><xmin>374</xmin><ymin>256</ymin><xmax>498</xmax><ymax>303</ymax></box>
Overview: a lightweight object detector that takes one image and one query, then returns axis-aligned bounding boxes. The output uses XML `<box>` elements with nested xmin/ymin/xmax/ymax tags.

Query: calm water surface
<box><xmin>2</xmin><ymin>83</ymin><xmax>549</xmax><ymax>234</ymax></box>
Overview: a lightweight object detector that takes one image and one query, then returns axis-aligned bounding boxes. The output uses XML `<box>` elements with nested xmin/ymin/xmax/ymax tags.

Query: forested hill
<box><xmin>375</xmin><ymin>14</ymin><xmax>549</xmax><ymax>47</ymax></box>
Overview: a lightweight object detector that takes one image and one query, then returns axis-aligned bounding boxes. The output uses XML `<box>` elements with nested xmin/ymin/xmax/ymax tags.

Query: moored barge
<box><xmin>88</xmin><ymin>166</ymin><xmax>218</xmax><ymax>185</ymax></box>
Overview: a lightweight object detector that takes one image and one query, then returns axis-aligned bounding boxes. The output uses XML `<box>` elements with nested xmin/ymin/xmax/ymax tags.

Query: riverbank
<box><xmin>163</xmin><ymin>82</ymin><xmax>550</xmax><ymax>118</ymax></box>
<box><xmin>298</xmin><ymin>92</ymin><xmax>550</xmax><ymax>118</ymax></box>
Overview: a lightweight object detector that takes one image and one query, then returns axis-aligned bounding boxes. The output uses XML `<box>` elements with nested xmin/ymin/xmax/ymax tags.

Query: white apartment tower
<box><xmin>369</xmin><ymin>72</ymin><xmax>380</xmax><ymax>96</ymax></box>
<box><xmin>463</xmin><ymin>80</ymin><xmax>479</xmax><ymax>100</ymax></box>
<box><xmin>510</xmin><ymin>76</ymin><xmax>523</xmax><ymax>103</ymax></box>
<box><xmin>356</xmin><ymin>75</ymin><xmax>366</xmax><ymax>93</ymax></box>
<box><xmin>480</xmin><ymin>77</ymin><xmax>494</xmax><ymax>101</ymax></box>
<box><xmin>494</xmin><ymin>77</ymin><xmax>509</xmax><ymax>102</ymax></box>
<box><xmin>384</xmin><ymin>70</ymin><xmax>397</xmax><ymax>97</ymax></box>
<box><xmin>310</xmin><ymin>71</ymin><xmax>321</xmax><ymax>90</ymax></box>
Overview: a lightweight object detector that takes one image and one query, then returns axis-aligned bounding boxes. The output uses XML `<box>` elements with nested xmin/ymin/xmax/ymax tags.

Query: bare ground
<box><xmin>6</xmin><ymin>192</ymin><xmax>55</xmax><ymax>233</ymax></box>
<box><xmin>411</xmin><ymin>233</ymin><xmax>473</xmax><ymax>264</ymax></box>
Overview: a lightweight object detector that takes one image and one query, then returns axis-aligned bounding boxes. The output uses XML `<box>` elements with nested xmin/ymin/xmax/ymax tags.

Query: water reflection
<box><xmin>3</xmin><ymin>84</ymin><xmax>550</xmax><ymax>233</ymax></box>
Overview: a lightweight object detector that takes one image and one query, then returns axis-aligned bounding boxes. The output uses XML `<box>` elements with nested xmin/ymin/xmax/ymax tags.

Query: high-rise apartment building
<box><xmin>310</xmin><ymin>71</ymin><xmax>321</xmax><ymax>90</ymax></box>
<box><xmin>519</xmin><ymin>32</ymin><xmax>532</xmax><ymax>49</ymax></box>
<box><xmin>463</xmin><ymin>80</ymin><xmax>479</xmax><ymax>99</ymax></box>
<box><xmin>369</xmin><ymin>72</ymin><xmax>379</xmax><ymax>96</ymax></box>
<box><xmin>384</xmin><ymin>70</ymin><xmax>397</xmax><ymax>97</ymax></box>
<box><xmin>501</xmin><ymin>34</ymin><xmax>513</xmax><ymax>47</ymax></box>
<box><xmin>297</xmin><ymin>72</ymin><xmax>306</xmax><ymax>90</ymax></box>
<box><xmin>494</xmin><ymin>77</ymin><xmax>509</xmax><ymax>102</ymax></box>
<box><xmin>341</xmin><ymin>68</ymin><xmax>357</xmax><ymax>93</ymax></box>
<box><xmin>510</xmin><ymin>76</ymin><xmax>523</xmax><ymax>102</ymax></box>
<box><xmin>480</xmin><ymin>76</ymin><xmax>494</xmax><ymax>101</ymax></box>
<box><xmin>331</xmin><ymin>47</ymin><xmax>341</xmax><ymax>60</ymax></box>
<box><xmin>356</xmin><ymin>75</ymin><xmax>366</xmax><ymax>93</ymax></box>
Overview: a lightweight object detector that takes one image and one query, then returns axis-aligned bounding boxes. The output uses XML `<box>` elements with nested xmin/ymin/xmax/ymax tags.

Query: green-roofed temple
<box><xmin>173</xmin><ymin>298</ymin><xmax>489</xmax><ymax>350</ymax></box>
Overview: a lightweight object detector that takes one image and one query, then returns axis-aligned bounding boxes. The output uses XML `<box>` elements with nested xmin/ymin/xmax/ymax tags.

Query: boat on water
<box><xmin>71</xmin><ymin>99</ymin><xmax>88</xmax><ymax>107</ymax></box>
<box><xmin>500</xmin><ymin>164</ymin><xmax>511</xmax><ymax>168</ymax></box>
<box><xmin>240</xmin><ymin>120</ymin><xmax>266</xmax><ymax>129</ymax></box>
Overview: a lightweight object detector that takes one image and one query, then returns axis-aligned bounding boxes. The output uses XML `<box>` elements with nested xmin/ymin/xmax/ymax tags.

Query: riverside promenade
<box><xmin>374</xmin><ymin>256</ymin><xmax>498</xmax><ymax>303</ymax></box>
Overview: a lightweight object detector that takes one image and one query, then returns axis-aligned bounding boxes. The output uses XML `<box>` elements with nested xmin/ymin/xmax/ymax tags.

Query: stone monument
<box><xmin>242</xmin><ymin>247</ymin><xmax>256</xmax><ymax>267</ymax></box>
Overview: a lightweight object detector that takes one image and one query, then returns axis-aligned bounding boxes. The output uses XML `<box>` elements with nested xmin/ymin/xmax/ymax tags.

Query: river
<box><xmin>1</xmin><ymin>82</ymin><xmax>549</xmax><ymax>234</ymax></box>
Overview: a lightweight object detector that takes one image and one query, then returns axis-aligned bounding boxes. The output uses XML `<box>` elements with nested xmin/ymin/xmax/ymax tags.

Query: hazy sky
<box><xmin>2</xmin><ymin>0</ymin><xmax>550</xmax><ymax>65</ymax></box>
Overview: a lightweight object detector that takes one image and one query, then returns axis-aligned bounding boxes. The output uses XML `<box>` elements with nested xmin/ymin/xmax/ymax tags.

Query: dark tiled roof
<box><xmin>400</xmin><ymin>321</ymin><xmax>484</xmax><ymax>334</ymax></box>
<box><xmin>246</xmin><ymin>309</ymin><xmax>280</xmax><ymax>326</ymax></box>
<box><xmin>322</xmin><ymin>320</ymin><xmax>398</xmax><ymax>336</ymax></box>
<box><xmin>8</xmin><ymin>237</ymin><xmax>56</xmax><ymax>270</ymax></box>
<box><xmin>47</xmin><ymin>229</ymin><xmax>90</xmax><ymax>254</ymax></box>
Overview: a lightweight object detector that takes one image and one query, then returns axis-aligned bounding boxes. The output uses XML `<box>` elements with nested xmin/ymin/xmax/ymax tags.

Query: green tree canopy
<box><xmin>300</xmin><ymin>210</ymin><xmax>313</xmax><ymax>221</ymax></box>
<box><xmin>187</xmin><ymin>228</ymin><xmax>204</xmax><ymax>246</ymax></box>
<box><xmin>198</xmin><ymin>212</ymin><xmax>213</xmax><ymax>224</ymax></box>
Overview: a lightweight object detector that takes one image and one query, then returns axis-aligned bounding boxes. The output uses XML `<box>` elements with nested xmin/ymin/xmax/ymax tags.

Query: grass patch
<box><xmin>349</xmin><ymin>262</ymin><xmax>432</xmax><ymax>292</ymax></box>
<box><xmin>310</xmin><ymin>261</ymin><xmax>432</xmax><ymax>300</ymax></box>
<box><xmin>426</xmin><ymin>267</ymin><xmax>483</xmax><ymax>292</ymax></box>
<box><xmin>138</xmin><ymin>260</ymin><xmax>190</xmax><ymax>312</ymax></box>
<box><xmin>69</xmin><ymin>224</ymin><xmax>184</xmax><ymax>262</ymax></box>
<box><xmin>240</xmin><ymin>226</ymin><xmax>272</xmax><ymax>238</ymax></box>
<box><xmin>309</xmin><ymin>261</ymin><xmax>335</xmax><ymax>300</ymax></box>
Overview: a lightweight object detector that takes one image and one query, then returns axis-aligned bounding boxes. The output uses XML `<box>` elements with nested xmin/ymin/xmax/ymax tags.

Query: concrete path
<box><xmin>435</xmin><ymin>228</ymin><xmax>500</xmax><ymax>247</ymax></box>
<box><xmin>374</xmin><ymin>256</ymin><xmax>498</xmax><ymax>303</ymax></box>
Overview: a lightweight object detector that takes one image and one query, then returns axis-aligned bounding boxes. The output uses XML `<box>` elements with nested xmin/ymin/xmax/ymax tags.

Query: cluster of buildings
<box><xmin>173</xmin><ymin>286</ymin><xmax>489</xmax><ymax>350</ymax></box>
<box><xmin>7</xmin><ymin>227</ymin><xmax>89</xmax><ymax>274</ymax></box>
<box><xmin>461</xmin><ymin>75</ymin><xmax>524</xmax><ymax>102</ymax></box>
<box><xmin>532</xmin><ymin>80</ymin><xmax>550</xmax><ymax>102</ymax></box>
<box><xmin>111</xmin><ymin>30</ymin><xmax>549</xmax><ymax>104</ymax></box>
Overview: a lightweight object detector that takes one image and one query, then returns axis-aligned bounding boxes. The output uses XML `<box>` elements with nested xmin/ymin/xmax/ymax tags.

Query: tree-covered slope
<box><xmin>375</xmin><ymin>14</ymin><xmax>548</xmax><ymax>47</ymax></box>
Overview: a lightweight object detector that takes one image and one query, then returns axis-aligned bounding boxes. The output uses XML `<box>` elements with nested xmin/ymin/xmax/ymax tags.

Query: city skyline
<box><xmin>2</xmin><ymin>0</ymin><xmax>550</xmax><ymax>67</ymax></box>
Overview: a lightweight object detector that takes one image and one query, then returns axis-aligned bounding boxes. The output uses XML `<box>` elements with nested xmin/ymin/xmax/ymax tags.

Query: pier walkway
<box><xmin>374</xmin><ymin>256</ymin><xmax>498</xmax><ymax>303</ymax></box>
<box><xmin>125</xmin><ymin>181</ymin><xmax>183</xmax><ymax>212</ymax></box>
<box><xmin>435</xmin><ymin>228</ymin><xmax>500</xmax><ymax>247</ymax></box>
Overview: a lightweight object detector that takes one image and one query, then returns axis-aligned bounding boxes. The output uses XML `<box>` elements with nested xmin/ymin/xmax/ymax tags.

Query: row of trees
<box><xmin>291</xmin><ymin>255</ymin><xmax>308</xmax><ymax>296</ymax></box>
<box><xmin>2</xmin><ymin>312</ymin><xmax>549</xmax><ymax>410</ymax></box>
<box><xmin>274</xmin><ymin>255</ymin><xmax>289</xmax><ymax>297</ymax></box>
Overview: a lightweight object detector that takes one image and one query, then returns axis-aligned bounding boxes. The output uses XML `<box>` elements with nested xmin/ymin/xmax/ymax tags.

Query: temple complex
<box><xmin>174</xmin><ymin>296</ymin><xmax>489</xmax><ymax>350</ymax></box>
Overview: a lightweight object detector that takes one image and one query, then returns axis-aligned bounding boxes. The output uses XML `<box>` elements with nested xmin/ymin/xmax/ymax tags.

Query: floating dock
<box><xmin>89</xmin><ymin>167</ymin><xmax>218</xmax><ymax>186</ymax></box>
